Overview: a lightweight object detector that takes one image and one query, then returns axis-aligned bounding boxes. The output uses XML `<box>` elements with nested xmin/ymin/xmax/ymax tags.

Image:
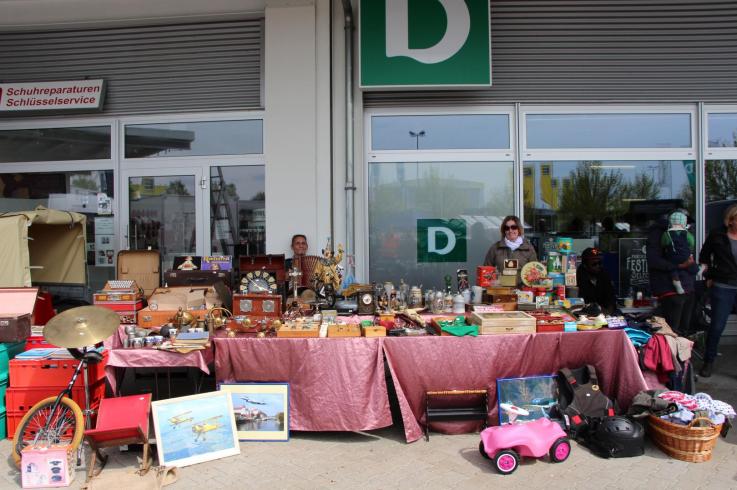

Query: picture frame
<box><xmin>218</xmin><ymin>383</ymin><xmax>290</xmax><ymax>441</ymax></box>
<box><xmin>151</xmin><ymin>391</ymin><xmax>240</xmax><ymax>467</ymax></box>
<box><xmin>496</xmin><ymin>374</ymin><xmax>558</xmax><ymax>425</ymax></box>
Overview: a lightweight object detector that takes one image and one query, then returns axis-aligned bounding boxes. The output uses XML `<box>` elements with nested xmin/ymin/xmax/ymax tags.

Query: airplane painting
<box><xmin>152</xmin><ymin>391</ymin><xmax>240</xmax><ymax>467</ymax></box>
<box><xmin>219</xmin><ymin>383</ymin><xmax>290</xmax><ymax>441</ymax></box>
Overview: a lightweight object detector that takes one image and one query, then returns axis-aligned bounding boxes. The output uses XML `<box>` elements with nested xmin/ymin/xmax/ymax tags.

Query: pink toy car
<box><xmin>479</xmin><ymin>405</ymin><xmax>571</xmax><ymax>475</ymax></box>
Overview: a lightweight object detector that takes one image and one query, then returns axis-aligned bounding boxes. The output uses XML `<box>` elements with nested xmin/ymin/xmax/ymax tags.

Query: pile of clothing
<box><xmin>622</xmin><ymin>315</ymin><xmax>695</xmax><ymax>393</ymax></box>
<box><xmin>629</xmin><ymin>389</ymin><xmax>734</xmax><ymax>433</ymax></box>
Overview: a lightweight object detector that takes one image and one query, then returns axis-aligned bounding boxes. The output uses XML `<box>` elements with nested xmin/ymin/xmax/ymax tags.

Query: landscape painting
<box><xmin>496</xmin><ymin>375</ymin><xmax>559</xmax><ymax>425</ymax></box>
<box><xmin>151</xmin><ymin>391</ymin><xmax>240</xmax><ymax>467</ymax></box>
<box><xmin>219</xmin><ymin>383</ymin><xmax>290</xmax><ymax>441</ymax></box>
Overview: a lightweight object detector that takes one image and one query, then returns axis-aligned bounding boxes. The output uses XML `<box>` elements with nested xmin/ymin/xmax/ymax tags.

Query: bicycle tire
<box><xmin>12</xmin><ymin>396</ymin><xmax>84</xmax><ymax>468</ymax></box>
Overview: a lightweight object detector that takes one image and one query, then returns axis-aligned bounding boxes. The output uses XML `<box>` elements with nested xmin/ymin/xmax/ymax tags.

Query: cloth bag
<box><xmin>83</xmin><ymin>466</ymin><xmax>178</xmax><ymax>490</ymax></box>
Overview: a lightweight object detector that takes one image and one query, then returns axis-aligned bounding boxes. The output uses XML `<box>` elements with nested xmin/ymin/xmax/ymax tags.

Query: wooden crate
<box><xmin>327</xmin><ymin>324</ymin><xmax>361</xmax><ymax>338</ymax></box>
<box><xmin>469</xmin><ymin>311</ymin><xmax>536</xmax><ymax>335</ymax></box>
<box><xmin>362</xmin><ymin>325</ymin><xmax>386</xmax><ymax>337</ymax></box>
<box><xmin>277</xmin><ymin>324</ymin><xmax>320</xmax><ymax>338</ymax></box>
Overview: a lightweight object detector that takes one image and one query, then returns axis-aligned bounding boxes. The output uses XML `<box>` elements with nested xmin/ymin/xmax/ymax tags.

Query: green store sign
<box><xmin>360</xmin><ymin>0</ymin><xmax>491</xmax><ymax>88</ymax></box>
<box><xmin>417</xmin><ymin>219</ymin><xmax>467</xmax><ymax>263</ymax></box>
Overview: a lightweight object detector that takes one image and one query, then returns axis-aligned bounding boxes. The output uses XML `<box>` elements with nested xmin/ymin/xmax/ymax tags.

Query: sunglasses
<box><xmin>504</xmin><ymin>224</ymin><xmax>519</xmax><ymax>231</ymax></box>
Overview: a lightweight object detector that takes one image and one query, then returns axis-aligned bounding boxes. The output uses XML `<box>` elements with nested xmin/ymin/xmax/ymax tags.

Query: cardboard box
<box><xmin>21</xmin><ymin>445</ymin><xmax>75</xmax><ymax>488</ymax></box>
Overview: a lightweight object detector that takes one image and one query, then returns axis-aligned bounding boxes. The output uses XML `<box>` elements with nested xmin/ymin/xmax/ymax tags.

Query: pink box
<box><xmin>21</xmin><ymin>445</ymin><xmax>75</xmax><ymax>488</ymax></box>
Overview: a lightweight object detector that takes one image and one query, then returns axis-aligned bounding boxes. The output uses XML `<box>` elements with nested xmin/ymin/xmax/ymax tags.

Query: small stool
<box><xmin>424</xmin><ymin>389</ymin><xmax>488</xmax><ymax>441</ymax></box>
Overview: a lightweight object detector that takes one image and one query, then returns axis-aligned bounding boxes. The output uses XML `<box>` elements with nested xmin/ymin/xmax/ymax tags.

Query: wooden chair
<box><xmin>84</xmin><ymin>393</ymin><xmax>152</xmax><ymax>481</ymax></box>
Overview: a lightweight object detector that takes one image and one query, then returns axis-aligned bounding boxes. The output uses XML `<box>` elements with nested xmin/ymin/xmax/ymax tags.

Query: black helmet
<box><xmin>586</xmin><ymin>416</ymin><xmax>644</xmax><ymax>458</ymax></box>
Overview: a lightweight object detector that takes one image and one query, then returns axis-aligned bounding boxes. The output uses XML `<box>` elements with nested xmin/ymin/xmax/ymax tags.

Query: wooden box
<box><xmin>239</xmin><ymin>255</ymin><xmax>286</xmax><ymax>295</ymax></box>
<box><xmin>486</xmin><ymin>286</ymin><xmax>515</xmax><ymax>296</ymax></box>
<box><xmin>327</xmin><ymin>324</ymin><xmax>361</xmax><ymax>338</ymax></box>
<box><xmin>233</xmin><ymin>294</ymin><xmax>282</xmax><ymax>316</ymax></box>
<box><xmin>0</xmin><ymin>288</ymin><xmax>37</xmax><ymax>343</ymax></box>
<box><xmin>362</xmin><ymin>325</ymin><xmax>386</xmax><ymax>337</ymax></box>
<box><xmin>277</xmin><ymin>322</ymin><xmax>320</xmax><ymax>338</ymax></box>
<box><xmin>137</xmin><ymin>308</ymin><xmax>208</xmax><ymax>328</ymax></box>
<box><xmin>469</xmin><ymin>311</ymin><xmax>536</xmax><ymax>335</ymax></box>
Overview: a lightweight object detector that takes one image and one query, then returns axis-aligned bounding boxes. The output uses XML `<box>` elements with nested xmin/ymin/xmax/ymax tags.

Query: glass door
<box><xmin>120</xmin><ymin>168</ymin><xmax>205</xmax><ymax>271</ymax></box>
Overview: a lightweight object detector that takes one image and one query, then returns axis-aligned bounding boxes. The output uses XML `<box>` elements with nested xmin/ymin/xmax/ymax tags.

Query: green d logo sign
<box><xmin>360</xmin><ymin>0</ymin><xmax>491</xmax><ymax>88</ymax></box>
<box><xmin>417</xmin><ymin>219</ymin><xmax>467</xmax><ymax>263</ymax></box>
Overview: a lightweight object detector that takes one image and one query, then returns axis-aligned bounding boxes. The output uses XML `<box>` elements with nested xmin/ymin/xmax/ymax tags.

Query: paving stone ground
<box><xmin>1</xmin><ymin>344</ymin><xmax>735</xmax><ymax>489</ymax></box>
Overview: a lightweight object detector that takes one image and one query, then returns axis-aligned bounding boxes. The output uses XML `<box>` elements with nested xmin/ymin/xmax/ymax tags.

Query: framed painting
<box><xmin>151</xmin><ymin>391</ymin><xmax>240</xmax><ymax>467</ymax></box>
<box><xmin>496</xmin><ymin>375</ymin><xmax>558</xmax><ymax>425</ymax></box>
<box><xmin>218</xmin><ymin>383</ymin><xmax>290</xmax><ymax>441</ymax></box>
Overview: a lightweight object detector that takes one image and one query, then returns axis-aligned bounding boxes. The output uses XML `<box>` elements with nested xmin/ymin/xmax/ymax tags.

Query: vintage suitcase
<box><xmin>469</xmin><ymin>311</ymin><xmax>536</xmax><ymax>335</ymax></box>
<box><xmin>0</xmin><ymin>288</ymin><xmax>38</xmax><ymax>343</ymax></box>
<box><xmin>164</xmin><ymin>269</ymin><xmax>231</xmax><ymax>288</ymax></box>
<box><xmin>117</xmin><ymin>250</ymin><xmax>161</xmax><ymax>298</ymax></box>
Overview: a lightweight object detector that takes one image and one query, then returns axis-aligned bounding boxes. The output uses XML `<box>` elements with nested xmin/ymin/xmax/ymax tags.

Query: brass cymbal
<box><xmin>44</xmin><ymin>305</ymin><xmax>120</xmax><ymax>348</ymax></box>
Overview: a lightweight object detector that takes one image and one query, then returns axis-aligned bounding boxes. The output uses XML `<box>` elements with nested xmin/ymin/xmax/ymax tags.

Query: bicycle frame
<box><xmin>30</xmin><ymin>355</ymin><xmax>88</xmax><ymax>447</ymax></box>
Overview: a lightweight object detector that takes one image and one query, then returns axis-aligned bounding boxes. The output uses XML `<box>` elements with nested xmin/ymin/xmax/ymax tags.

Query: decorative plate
<box><xmin>521</xmin><ymin>261</ymin><xmax>547</xmax><ymax>286</ymax></box>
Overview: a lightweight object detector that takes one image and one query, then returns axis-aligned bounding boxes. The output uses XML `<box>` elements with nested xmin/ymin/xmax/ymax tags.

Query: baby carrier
<box><xmin>556</xmin><ymin>365</ymin><xmax>616</xmax><ymax>438</ymax></box>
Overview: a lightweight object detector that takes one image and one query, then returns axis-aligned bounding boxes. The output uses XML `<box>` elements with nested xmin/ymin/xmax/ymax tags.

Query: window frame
<box><xmin>520</xmin><ymin>105</ymin><xmax>698</xmax><ymax>162</ymax></box>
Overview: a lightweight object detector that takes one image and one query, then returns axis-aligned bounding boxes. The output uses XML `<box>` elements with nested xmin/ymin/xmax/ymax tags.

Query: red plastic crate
<box><xmin>6</xmin><ymin>379</ymin><xmax>106</xmax><ymax>412</ymax></box>
<box><xmin>7</xmin><ymin>399</ymin><xmax>100</xmax><ymax>439</ymax></box>
<box><xmin>9</xmin><ymin>351</ymin><xmax>108</xmax><ymax>389</ymax></box>
<box><xmin>23</xmin><ymin>336</ymin><xmax>59</xmax><ymax>351</ymax></box>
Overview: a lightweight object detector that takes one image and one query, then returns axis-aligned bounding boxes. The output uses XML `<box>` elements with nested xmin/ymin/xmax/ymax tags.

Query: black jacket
<box><xmin>576</xmin><ymin>265</ymin><xmax>617</xmax><ymax>315</ymax></box>
<box><xmin>647</xmin><ymin>217</ymin><xmax>698</xmax><ymax>296</ymax></box>
<box><xmin>700</xmin><ymin>227</ymin><xmax>737</xmax><ymax>285</ymax></box>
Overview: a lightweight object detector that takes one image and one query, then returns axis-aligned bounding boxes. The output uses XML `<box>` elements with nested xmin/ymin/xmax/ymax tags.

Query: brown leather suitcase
<box><xmin>0</xmin><ymin>288</ymin><xmax>38</xmax><ymax>342</ymax></box>
<box><xmin>117</xmin><ymin>250</ymin><xmax>161</xmax><ymax>298</ymax></box>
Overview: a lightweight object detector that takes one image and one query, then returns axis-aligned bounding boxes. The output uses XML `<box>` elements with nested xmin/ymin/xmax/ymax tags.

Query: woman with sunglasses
<box><xmin>483</xmin><ymin>215</ymin><xmax>538</xmax><ymax>286</ymax></box>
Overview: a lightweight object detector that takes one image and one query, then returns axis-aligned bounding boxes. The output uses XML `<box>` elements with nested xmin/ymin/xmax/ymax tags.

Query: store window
<box><xmin>0</xmin><ymin>170</ymin><xmax>115</xmax><ymax>296</ymax></box>
<box><xmin>523</xmin><ymin>160</ymin><xmax>695</xmax><ymax>296</ymax></box>
<box><xmin>707</xmin><ymin>113</ymin><xmax>737</xmax><ymax>147</ymax></box>
<box><xmin>368</xmin><ymin>161</ymin><xmax>514</xmax><ymax>289</ymax></box>
<box><xmin>0</xmin><ymin>126</ymin><xmax>111</xmax><ymax>163</ymax></box>
<box><xmin>210</xmin><ymin>166</ymin><xmax>265</xmax><ymax>258</ymax></box>
<box><xmin>124</xmin><ymin>120</ymin><xmax>263</xmax><ymax>158</ymax></box>
<box><xmin>705</xmin><ymin>160</ymin><xmax>737</xmax><ymax>232</ymax></box>
<box><xmin>526</xmin><ymin>113</ymin><xmax>691</xmax><ymax>149</ymax></box>
<box><xmin>371</xmin><ymin>114</ymin><xmax>510</xmax><ymax>150</ymax></box>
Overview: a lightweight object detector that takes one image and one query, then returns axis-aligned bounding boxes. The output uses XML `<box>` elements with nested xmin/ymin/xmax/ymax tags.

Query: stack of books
<box><xmin>170</xmin><ymin>331</ymin><xmax>210</xmax><ymax>349</ymax></box>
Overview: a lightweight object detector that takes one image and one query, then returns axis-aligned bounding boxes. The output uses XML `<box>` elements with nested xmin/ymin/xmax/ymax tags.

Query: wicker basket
<box><xmin>647</xmin><ymin>415</ymin><xmax>722</xmax><ymax>462</ymax></box>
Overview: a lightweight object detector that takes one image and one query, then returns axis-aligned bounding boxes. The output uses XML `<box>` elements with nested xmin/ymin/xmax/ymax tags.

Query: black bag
<box><xmin>556</xmin><ymin>365</ymin><xmax>616</xmax><ymax>438</ymax></box>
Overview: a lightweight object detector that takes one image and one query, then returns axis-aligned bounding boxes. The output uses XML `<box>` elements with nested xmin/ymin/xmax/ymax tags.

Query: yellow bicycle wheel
<box><xmin>12</xmin><ymin>396</ymin><xmax>84</xmax><ymax>468</ymax></box>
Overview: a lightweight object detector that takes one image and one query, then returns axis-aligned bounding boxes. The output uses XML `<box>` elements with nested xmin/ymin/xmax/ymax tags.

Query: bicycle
<box><xmin>11</xmin><ymin>347</ymin><xmax>103</xmax><ymax>467</ymax></box>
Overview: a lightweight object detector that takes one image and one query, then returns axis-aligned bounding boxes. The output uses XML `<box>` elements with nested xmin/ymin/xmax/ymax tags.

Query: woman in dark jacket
<box><xmin>646</xmin><ymin>212</ymin><xmax>698</xmax><ymax>335</ymax></box>
<box><xmin>698</xmin><ymin>203</ymin><xmax>737</xmax><ymax>377</ymax></box>
<box><xmin>483</xmin><ymin>215</ymin><xmax>537</xmax><ymax>287</ymax></box>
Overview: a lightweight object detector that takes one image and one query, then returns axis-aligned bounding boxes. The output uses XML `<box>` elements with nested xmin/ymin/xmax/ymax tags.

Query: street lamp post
<box><xmin>409</xmin><ymin>130</ymin><xmax>426</xmax><ymax>150</ymax></box>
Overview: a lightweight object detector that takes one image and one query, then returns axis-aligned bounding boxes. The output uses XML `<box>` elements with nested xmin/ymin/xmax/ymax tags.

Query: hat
<box><xmin>581</xmin><ymin>247</ymin><xmax>602</xmax><ymax>262</ymax></box>
<box><xmin>669</xmin><ymin>211</ymin><xmax>687</xmax><ymax>229</ymax></box>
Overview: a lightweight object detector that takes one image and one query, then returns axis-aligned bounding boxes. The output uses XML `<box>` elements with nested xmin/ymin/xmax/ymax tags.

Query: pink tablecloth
<box><xmin>214</xmin><ymin>337</ymin><xmax>392</xmax><ymax>432</ymax></box>
<box><xmin>105</xmin><ymin>347</ymin><xmax>214</xmax><ymax>394</ymax></box>
<box><xmin>383</xmin><ymin>329</ymin><xmax>649</xmax><ymax>442</ymax></box>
